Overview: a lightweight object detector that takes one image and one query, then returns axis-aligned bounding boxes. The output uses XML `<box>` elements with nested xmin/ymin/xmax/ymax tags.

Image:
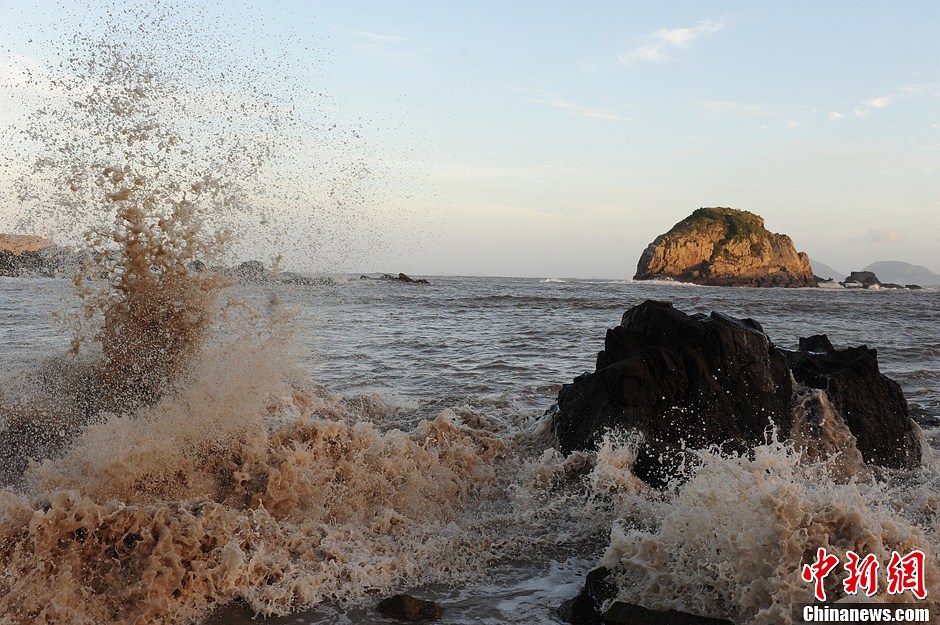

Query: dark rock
<box><xmin>236</xmin><ymin>259</ymin><xmax>266</xmax><ymax>281</ymax></box>
<box><xmin>782</xmin><ymin>337</ymin><xmax>921</xmax><ymax>469</ymax></box>
<box><xmin>552</xmin><ymin>302</ymin><xmax>922</xmax><ymax>485</ymax></box>
<box><xmin>842</xmin><ymin>271</ymin><xmax>880</xmax><ymax>288</ymax></box>
<box><xmin>558</xmin><ymin>567</ymin><xmax>617</xmax><ymax>625</ymax></box>
<box><xmin>376</xmin><ymin>594</ymin><xmax>442</xmax><ymax>621</ymax></box>
<box><xmin>602</xmin><ymin>602</ymin><xmax>734</xmax><ymax>625</ymax></box>
<box><xmin>277</xmin><ymin>271</ymin><xmax>335</xmax><ymax>286</ymax></box>
<box><xmin>906</xmin><ymin>284</ymin><xmax>923</xmax><ymax>290</ymax></box>
<box><xmin>799</xmin><ymin>334</ymin><xmax>834</xmax><ymax>353</ymax></box>
<box><xmin>362</xmin><ymin>273</ymin><xmax>430</xmax><ymax>284</ymax></box>
<box><xmin>553</xmin><ymin>300</ymin><xmax>792</xmax><ymax>486</ymax></box>
<box><xmin>390</xmin><ymin>272</ymin><xmax>429</xmax><ymax>284</ymax></box>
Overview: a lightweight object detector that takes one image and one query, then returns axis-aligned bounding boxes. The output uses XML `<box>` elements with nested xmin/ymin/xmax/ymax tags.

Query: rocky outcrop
<box><xmin>634</xmin><ymin>207</ymin><xmax>816</xmax><ymax>287</ymax></box>
<box><xmin>835</xmin><ymin>271</ymin><xmax>920</xmax><ymax>290</ymax></box>
<box><xmin>551</xmin><ymin>301</ymin><xmax>921</xmax><ymax>486</ymax></box>
<box><xmin>361</xmin><ymin>273</ymin><xmax>430</xmax><ymax>284</ymax></box>
<box><xmin>219</xmin><ymin>260</ymin><xmax>334</xmax><ymax>286</ymax></box>
<box><xmin>553</xmin><ymin>300</ymin><xmax>793</xmax><ymax>485</ymax></box>
<box><xmin>841</xmin><ymin>271</ymin><xmax>880</xmax><ymax>288</ymax></box>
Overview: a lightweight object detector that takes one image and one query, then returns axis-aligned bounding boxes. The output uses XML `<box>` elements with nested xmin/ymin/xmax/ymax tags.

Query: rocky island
<box><xmin>634</xmin><ymin>207</ymin><xmax>816</xmax><ymax>287</ymax></box>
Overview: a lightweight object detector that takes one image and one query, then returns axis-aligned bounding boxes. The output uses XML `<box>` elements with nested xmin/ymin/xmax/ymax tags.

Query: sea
<box><xmin>1</xmin><ymin>275</ymin><xmax>939</xmax><ymax>624</ymax></box>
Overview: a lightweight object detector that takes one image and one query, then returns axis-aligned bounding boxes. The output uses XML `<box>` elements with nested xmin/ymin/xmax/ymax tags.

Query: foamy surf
<box><xmin>595</xmin><ymin>437</ymin><xmax>939</xmax><ymax>623</ymax></box>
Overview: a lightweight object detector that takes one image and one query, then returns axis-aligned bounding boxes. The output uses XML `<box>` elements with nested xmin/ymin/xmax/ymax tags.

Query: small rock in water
<box><xmin>361</xmin><ymin>272</ymin><xmax>430</xmax><ymax>284</ymax></box>
<box><xmin>557</xmin><ymin>567</ymin><xmax>617</xmax><ymax>624</ymax></box>
<box><xmin>376</xmin><ymin>594</ymin><xmax>443</xmax><ymax>621</ymax></box>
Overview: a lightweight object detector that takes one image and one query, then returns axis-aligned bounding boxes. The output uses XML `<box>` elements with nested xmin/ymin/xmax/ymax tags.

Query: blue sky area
<box><xmin>1</xmin><ymin>1</ymin><xmax>938</xmax><ymax>277</ymax></box>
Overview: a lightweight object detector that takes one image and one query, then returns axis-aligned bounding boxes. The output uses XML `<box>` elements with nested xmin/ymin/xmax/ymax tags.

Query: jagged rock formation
<box><xmin>360</xmin><ymin>273</ymin><xmax>430</xmax><ymax>285</ymax></box>
<box><xmin>835</xmin><ymin>270</ymin><xmax>920</xmax><ymax>290</ymax></box>
<box><xmin>842</xmin><ymin>271</ymin><xmax>881</xmax><ymax>288</ymax></box>
<box><xmin>634</xmin><ymin>207</ymin><xmax>816</xmax><ymax>287</ymax></box>
<box><xmin>551</xmin><ymin>301</ymin><xmax>922</xmax><ymax>486</ymax></box>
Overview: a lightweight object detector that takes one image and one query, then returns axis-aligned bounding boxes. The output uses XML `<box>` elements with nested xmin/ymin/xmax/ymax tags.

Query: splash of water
<box><xmin>14</xmin><ymin>7</ymin><xmax>294</xmax><ymax>404</ymax></box>
<box><xmin>589</xmin><ymin>399</ymin><xmax>938</xmax><ymax>624</ymax></box>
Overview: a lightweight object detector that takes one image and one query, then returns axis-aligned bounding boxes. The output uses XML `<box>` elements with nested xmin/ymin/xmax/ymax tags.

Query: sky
<box><xmin>0</xmin><ymin>1</ymin><xmax>938</xmax><ymax>278</ymax></box>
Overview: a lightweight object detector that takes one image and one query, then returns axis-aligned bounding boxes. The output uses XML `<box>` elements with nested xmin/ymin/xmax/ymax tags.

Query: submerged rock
<box><xmin>376</xmin><ymin>594</ymin><xmax>443</xmax><ymax>621</ymax></box>
<box><xmin>559</xmin><ymin>567</ymin><xmax>734</xmax><ymax>625</ymax></box>
<box><xmin>634</xmin><ymin>207</ymin><xmax>816</xmax><ymax>287</ymax></box>
<box><xmin>552</xmin><ymin>300</ymin><xmax>921</xmax><ymax>486</ymax></box>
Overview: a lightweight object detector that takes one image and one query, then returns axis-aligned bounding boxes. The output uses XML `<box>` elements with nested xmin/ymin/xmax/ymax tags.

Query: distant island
<box><xmin>859</xmin><ymin>261</ymin><xmax>940</xmax><ymax>287</ymax></box>
<box><xmin>634</xmin><ymin>207</ymin><xmax>816</xmax><ymax>287</ymax></box>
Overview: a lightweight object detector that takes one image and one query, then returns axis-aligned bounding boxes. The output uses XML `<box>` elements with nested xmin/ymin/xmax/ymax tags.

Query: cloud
<box><xmin>620</xmin><ymin>20</ymin><xmax>724</xmax><ymax>65</ymax></box>
<box><xmin>828</xmin><ymin>111</ymin><xmax>845</xmax><ymax>121</ymax></box>
<box><xmin>864</xmin><ymin>96</ymin><xmax>893</xmax><ymax>109</ymax></box>
<box><xmin>852</xmin><ymin>83</ymin><xmax>939</xmax><ymax>117</ymax></box>
<box><xmin>537</xmin><ymin>98</ymin><xmax>623</xmax><ymax>122</ymax></box>
<box><xmin>863</xmin><ymin>229</ymin><xmax>907</xmax><ymax>244</ymax></box>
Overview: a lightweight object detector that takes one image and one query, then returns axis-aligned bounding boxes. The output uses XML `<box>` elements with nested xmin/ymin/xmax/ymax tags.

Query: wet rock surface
<box><xmin>783</xmin><ymin>334</ymin><xmax>921</xmax><ymax>469</ymax></box>
<box><xmin>560</xmin><ymin>567</ymin><xmax>734</xmax><ymax>625</ymax></box>
<box><xmin>552</xmin><ymin>300</ymin><xmax>921</xmax><ymax>486</ymax></box>
<box><xmin>553</xmin><ymin>300</ymin><xmax>793</xmax><ymax>486</ymax></box>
